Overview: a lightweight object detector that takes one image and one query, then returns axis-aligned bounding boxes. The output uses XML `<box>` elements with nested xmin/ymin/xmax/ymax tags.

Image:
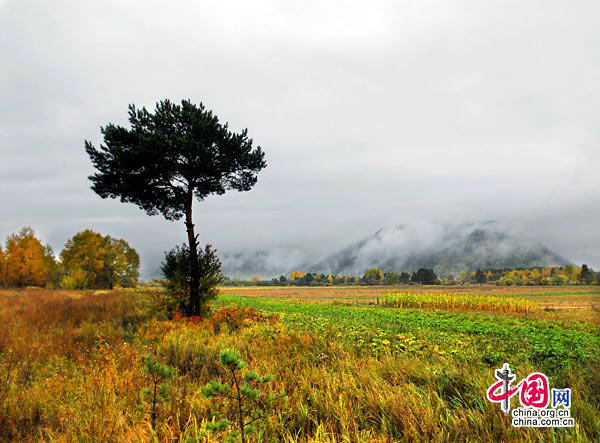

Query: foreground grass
<box><xmin>0</xmin><ymin>289</ymin><xmax>598</xmax><ymax>442</ymax></box>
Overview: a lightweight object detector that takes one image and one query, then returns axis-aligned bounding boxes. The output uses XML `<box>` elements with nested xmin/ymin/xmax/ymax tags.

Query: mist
<box><xmin>220</xmin><ymin>221</ymin><xmax>570</xmax><ymax>278</ymax></box>
<box><xmin>1</xmin><ymin>1</ymin><xmax>599</xmax><ymax>278</ymax></box>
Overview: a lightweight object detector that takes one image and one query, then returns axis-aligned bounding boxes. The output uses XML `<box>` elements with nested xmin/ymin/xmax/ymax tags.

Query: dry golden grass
<box><xmin>0</xmin><ymin>288</ymin><xmax>598</xmax><ymax>442</ymax></box>
<box><xmin>377</xmin><ymin>292</ymin><xmax>538</xmax><ymax>313</ymax></box>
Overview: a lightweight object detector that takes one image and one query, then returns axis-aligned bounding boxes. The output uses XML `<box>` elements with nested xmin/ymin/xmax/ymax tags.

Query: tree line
<box><xmin>460</xmin><ymin>264</ymin><xmax>598</xmax><ymax>286</ymax></box>
<box><xmin>223</xmin><ymin>268</ymin><xmax>441</xmax><ymax>286</ymax></box>
<box><xmin>223</xmin><ymin>264</ymin><xmax>599</xmax><ymax>287</ymax></box>
<box><xmin>0</xmin><ymin>227</ymin><xmax>140</xmax><ymax>289</ymax></box>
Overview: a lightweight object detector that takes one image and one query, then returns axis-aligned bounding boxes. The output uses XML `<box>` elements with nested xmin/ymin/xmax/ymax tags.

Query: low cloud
<box><xmin>1</xmin><ymin>1</ymin><xmax>599</xmax><ymax>277</ymax></box>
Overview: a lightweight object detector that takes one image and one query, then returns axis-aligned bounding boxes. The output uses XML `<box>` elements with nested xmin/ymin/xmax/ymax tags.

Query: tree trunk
<box><xmin>185</xmin><ymin>194</ymin><xmax>201</xmax><ymax>316</ymax></box>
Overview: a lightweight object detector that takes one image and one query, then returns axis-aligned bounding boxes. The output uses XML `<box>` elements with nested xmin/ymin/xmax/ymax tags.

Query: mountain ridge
<box><xmin>221</xmin><ymin>221</ymin><xmax>570</xmax><ymax>278</ymax></box>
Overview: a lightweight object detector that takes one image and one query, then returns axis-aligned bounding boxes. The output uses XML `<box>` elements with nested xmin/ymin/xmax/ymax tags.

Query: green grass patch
<box><xmin>215</xmin><ymin>295</ymin><xmax>600</xmax><ymax>375</ymax></box>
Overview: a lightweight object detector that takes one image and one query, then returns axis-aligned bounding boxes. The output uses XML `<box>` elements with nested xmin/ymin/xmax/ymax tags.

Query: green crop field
<box><xmin>215</xmin><ymin>294</ymin><xmax>600</xmax><ymax>369</ymax></box>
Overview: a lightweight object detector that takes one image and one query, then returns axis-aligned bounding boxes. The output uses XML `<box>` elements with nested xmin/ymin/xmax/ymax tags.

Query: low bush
<box><xmin>209</xmin><ymin>304</ymin><xmax>279</xmax><ymax>333</ymax></box>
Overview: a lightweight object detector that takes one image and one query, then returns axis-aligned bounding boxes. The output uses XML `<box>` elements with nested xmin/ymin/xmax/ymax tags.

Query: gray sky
<box><xmin>1</xmin><ymin>0</ymin><xmax>599</xmax><ymax>277</ymax></box>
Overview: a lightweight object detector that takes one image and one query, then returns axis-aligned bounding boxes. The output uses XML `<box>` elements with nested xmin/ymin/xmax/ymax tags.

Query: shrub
<box><xmin>160</xmin><ymin>243</ymin><xmax>224</xmax><ymax>317</ymax></box>
<box><xmin>209</xmin><ymin>305</ymin><xmax>279</xmax><ymax>333</ymax></box>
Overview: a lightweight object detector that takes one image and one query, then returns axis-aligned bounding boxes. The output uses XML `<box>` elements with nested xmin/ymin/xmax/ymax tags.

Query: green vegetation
<box><xmin>224</xmin><ymin>269</ymin><xmax>435</xmax><ymax>287</ymax></box>
<box><xmin>202</xmin><ymin>348</ymin><xmax>283</xmax><ymax>443</ymax></box>
<box><xmin>460</xmin><ymin>264</ymin><xmax>599</xmax><ymax>286</ymax></box>
<box><xmin>161</xmin><ymin>243</ymin><xmax>225</xmax><ymax>317</ymax></box>
<box><xmin>85</xmin><ymin>99</ymin><xmax>266</xmax><ymax>316</ymax></box>
<box><xmin>215</xmin><ymin>295</ymin><xmax>599</xmax><ymax>372</ymax></box>
<box><xmin>225</xmin><ymin>264</ymin><xmax>600</xmax><ymax>287</ymax></box>
<box><xmin>139</xmin><ymin>355</ymin><xmax>175</xmax><ymax>429</ymax></box>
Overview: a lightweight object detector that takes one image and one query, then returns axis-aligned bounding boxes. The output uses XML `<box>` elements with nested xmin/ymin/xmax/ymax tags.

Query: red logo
<box><xmin>486</xmin><ymin>364</ymin><xmax>550</xmax><ymax>414</ymax></box>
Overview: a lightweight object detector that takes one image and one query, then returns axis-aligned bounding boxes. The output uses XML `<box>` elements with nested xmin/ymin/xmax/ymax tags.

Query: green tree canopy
<box><xmin>160</xmin><ymin>243</ymin><xmax>223</xmax><ymax>315</ymax></box>
<box><xmin>475</xmin><ymin>268</ymin><xmax>487</xmax><ymax>285</ymax></box>
<box><xmin>411</xmin><ymin>268</ymin><xmax>439</xmax><ymax>285</ymax></box>
<box><xmin>85</xmin><ymin>99</ymin><xmax>266</xmax><ymax>315</ymax></box>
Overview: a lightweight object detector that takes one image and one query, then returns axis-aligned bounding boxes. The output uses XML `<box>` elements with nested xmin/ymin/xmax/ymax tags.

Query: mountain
<box><xmin>310</xmin><ymin>221</ymin><xmax>569</xmax><ymax>277</ymax></box>
<box><xmin>220</xmin><ymin>221</ymin><xmax>570</xmax><ymax>278</ymax></box>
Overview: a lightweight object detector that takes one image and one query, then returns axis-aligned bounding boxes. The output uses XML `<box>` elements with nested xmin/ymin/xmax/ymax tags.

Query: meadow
<box><xmin>0</xmin><ymin>286</ymin><xmax>598</xmax><ymax>442</ymax></box>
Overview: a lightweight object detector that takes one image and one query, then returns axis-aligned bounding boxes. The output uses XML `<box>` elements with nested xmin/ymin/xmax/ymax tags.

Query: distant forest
<box><xmin>223</xmin><ymin>264</ymin><xmax>599</xmax><ymax>287</ymax></box>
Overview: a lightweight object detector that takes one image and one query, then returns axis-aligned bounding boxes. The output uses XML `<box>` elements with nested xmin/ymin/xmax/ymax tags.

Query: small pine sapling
<box><xmin>202</xmin><ymin>348</ymin><xmax>285</xmax><ymax>443</ymax></box>
<box><xmin>138</xmin><ymin>354</ymin><xmax>174</xmax><ymax>429</ymax></box>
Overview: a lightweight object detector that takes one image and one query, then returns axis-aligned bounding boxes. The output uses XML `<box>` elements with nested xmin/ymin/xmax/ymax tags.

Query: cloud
<box><xmin>1</xmin><ymin>0</ymin><xmax>599</xmax><ymax>276</ymax></box>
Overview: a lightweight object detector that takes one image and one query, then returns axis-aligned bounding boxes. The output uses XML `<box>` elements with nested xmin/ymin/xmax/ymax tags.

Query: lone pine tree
<box><xmin>85</xmin><ymin>99</ymin><xmax>266</xmax><ymax>316</ymax></box>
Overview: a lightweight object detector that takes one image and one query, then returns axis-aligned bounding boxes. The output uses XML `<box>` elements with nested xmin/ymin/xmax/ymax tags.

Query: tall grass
<box><xmin>378</xmin><ymin>292</ymin><xmax>539</xmax><ymax>313</ymax></box>
<box><xmin>0</xmin><ymin>289</ymin><xmax>596</xmax><ymax>442</ymax></box>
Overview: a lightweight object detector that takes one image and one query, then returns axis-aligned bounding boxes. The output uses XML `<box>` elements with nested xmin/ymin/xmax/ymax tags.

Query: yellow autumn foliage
<box><xmin>2</xmin><ymin>227</ymin><xmax>54</xmax><ymax>287</ymax></box>
<box><xmin>290</xmin><ymin>271</ymin><xmax>305</xmax><ymax>281</ymax></box>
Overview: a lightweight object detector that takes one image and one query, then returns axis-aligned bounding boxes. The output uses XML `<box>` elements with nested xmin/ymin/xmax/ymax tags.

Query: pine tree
<box><xmin>86</xmin><ymin>99</ymin><xmax>266</xmax><ymax>316</ymax></box>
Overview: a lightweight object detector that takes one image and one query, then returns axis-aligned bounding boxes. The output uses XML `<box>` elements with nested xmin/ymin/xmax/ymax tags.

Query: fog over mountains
<box><xmin>221</xmin><ymin>221</ymin><xmax>570</xmax><ymax>279</ymax></box>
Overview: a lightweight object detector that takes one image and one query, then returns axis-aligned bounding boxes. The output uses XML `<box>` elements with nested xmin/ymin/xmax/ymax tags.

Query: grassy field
<box><xmin>220</xmin><ymin>284</ymin><xmax>600</xmax><ymax>323</ymax></box>
<box><xmin>218</xmin><ymin>284</ymin><xmax>600</xmax><ymax>303</ymax></box>
<box><xmin>0</xmin><ymin>286</ymin><xmax>598</xmax><ymax>442</ymax></box>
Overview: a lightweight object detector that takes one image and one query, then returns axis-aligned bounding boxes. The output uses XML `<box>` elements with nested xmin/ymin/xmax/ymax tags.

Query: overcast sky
<box><xmin>1</xmin><ymin>0</ymin><xmax>599</xmax><ymax>277</ymax></box>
